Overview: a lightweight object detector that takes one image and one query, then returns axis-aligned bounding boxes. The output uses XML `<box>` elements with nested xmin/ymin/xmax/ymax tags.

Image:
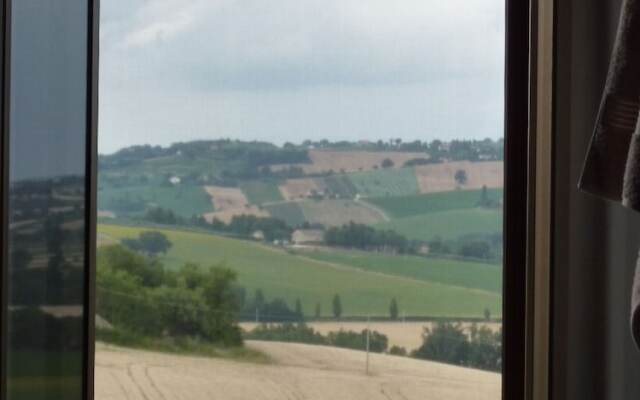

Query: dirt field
<box><xmin>414</xmin><ymin>161</ymin><xmax>503</xmax><ymax>193</ymax></box>
<box><xmin>279</xmin><ymin>178</ymin><xmax>324</xmax><ymax>201</ymax></box>
<box><xmin>204</xmin><ymin>186</ymin><xmax>269</xmax><ymax>223</ymax></box>
<box><xmin>95</xmin><ymin>341</ymin><xmax>500</xmax><ymax>400</ymax></box>
<box><xmin>241</xmin><ymin>321</ymin><xmax>502</xmax><ymax>351</ymax></box>
<box><xmin>273</xmin><ymin>150</ymin><xmax>426</xmax><ymax>174</ymax></box>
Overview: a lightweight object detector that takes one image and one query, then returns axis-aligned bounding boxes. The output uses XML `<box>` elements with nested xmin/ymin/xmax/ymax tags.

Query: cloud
<box><xmin>98</xmin><ymin>0</ymin><xmax>505</xmax><ymax>153</ymax></box>
<box><xmin>102</xmin><ymin>0</ymin><xmax>504</xmax><ymax>91</ymax></box>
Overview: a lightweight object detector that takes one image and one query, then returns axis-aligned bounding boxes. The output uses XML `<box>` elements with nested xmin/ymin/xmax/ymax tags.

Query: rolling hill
<box><xmin>98</xmin><ymin>224</ymin><xmax>502</xmax><ymax>318</ymax></box>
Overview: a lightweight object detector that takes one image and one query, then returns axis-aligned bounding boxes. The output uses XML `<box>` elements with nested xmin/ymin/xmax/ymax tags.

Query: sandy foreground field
<box><xmin>95</xmin><ymin>341</ymin><xmax>500</xmax><ymax>400</ymax></box>
<box><xmin>241</xmin><ymin>321</ymin><xmax>501</xmax><ymax>351</ymax></box>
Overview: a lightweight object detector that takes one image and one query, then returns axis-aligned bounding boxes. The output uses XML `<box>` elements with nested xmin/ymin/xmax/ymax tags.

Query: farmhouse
<box><xmin>292</xmin><ymin>229</ymin><xmax>325</xmax><ymax>245</ymax></box>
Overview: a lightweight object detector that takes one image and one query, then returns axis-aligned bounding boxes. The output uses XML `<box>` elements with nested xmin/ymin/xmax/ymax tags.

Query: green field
<box><xmin>98</xmin><ymin>184</ymin><xmax>213</xmax><ymax>218</ymax></box>
<box><xmin>295</xmin><ymin>247</ymin><xmax>502</xmax><ymax>293</ymax></box>
<box><xmin>240</xmin><ymin>181</ymin><xmax>283</xmax><ymax>204</ymax></box>
<box><xmin>365</xmin><ymin>189</ymin><xmax>503</xmax><ymax>218</ymax></box>
<box><xmin>376</xmin><ymin>209</ymin><xmax>503</xmax><ymax>241</ymax></box>
<box><xmin>263</xmin><ymin>202</ymin><xmax>307</xmax><ymax>226</ymax></box>
<box><xmin>98</xmin><ymin>224</ymin><xmax>501</xmax><ymax>318</ymax></box>
<box><xmin>348</xmin><ymin>167</ymin><xmax>419</xmax><ymax>198</ymax></box>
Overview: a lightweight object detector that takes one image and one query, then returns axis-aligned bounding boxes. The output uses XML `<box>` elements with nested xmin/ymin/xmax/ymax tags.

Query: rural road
<box><xmin>95</xmin><ymin>341</ymin><xmax>500</xmax><ymax>400</ymax></box>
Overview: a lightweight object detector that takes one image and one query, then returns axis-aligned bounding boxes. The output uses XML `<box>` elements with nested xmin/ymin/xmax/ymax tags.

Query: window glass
<box><xmin>96</xmin><ymin>1</ymin><xmax>504</xmax><ymax>399</ymax></box>
<box><xmin>6</xmin><ymin>1</ymin><xmax>89</xmax><ymax>399</ymax></box>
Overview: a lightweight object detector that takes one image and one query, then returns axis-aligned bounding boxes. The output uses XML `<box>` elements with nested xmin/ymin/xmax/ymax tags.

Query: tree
<box><xmin>332</xmin><ymin>294</ymin><xmax>343</xmax><ymax>319</ymax></box>
<box><xmin>315</xmin><ymin>302</ymin><xmax>322</xmax><ymax>318</ymax></box>
<box><xmin>201</xmin><ymin>266</ymin><xmax>243</xmax><ymax>345</ymax></box>
<box><xmin>126</xmin><ymin>231</ymin><xmax>173</xmax><ymax>257</ymax></box>
<box><xmin>412</xmin><ymin>322</ymin><xmax>469</xmax><ymax>366</ymax></box>
<box><xmin>295</xmin><ymin>298</ymin><xmax>304</xmax><ymax>320</ymax></box>
<box><xmin>389</xmin><ymin>298</ymin><xmax>399</xmax><ymax>320</ymax></box>
<box><xmin>381</xmin><ymin>158</ymin><xmax>395</xmax><ymax>168</ymax></box>
<box><xmin>454</xmin><ymin>169</ymin><xmax>468</xmax><ymax>185</ymax></box>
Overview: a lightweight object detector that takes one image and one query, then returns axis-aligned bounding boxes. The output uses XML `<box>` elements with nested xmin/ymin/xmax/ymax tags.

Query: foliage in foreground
<box><xmin>412</xmin><ymin>322</ymin><xmax>501</xmax><ymax>372</ymax></box>
<box><xmin>97</xmin><ymin>244</ymin><xmax>243</xmax><ymax>346</ymax></box>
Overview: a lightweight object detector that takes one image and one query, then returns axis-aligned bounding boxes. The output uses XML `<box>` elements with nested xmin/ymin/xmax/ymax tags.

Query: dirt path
<box><xmin>95</xmin><ymin>341</ymin><xmax>500</xmax><ymax>400</ymax></box>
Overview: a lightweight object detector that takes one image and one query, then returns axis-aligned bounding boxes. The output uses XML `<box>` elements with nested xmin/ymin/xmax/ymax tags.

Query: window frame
<box><xmin>0</xmin><ymin>1</ymin><xmax>100</xmax><ymax>399</ymax></box>
<box><xmin>0</xmin><ymin>0</ymin><xmax>535</xmax><ymax>398</ymax></box>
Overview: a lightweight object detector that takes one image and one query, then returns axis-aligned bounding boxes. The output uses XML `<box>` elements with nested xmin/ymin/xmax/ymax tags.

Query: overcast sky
<box><xmin>99</xmin><ymin>0</ymin><xmax>504</xmax><ymax>154</ymax></box>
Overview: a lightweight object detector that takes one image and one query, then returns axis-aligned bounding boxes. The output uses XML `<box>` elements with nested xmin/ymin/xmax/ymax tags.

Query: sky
<box><xmin>99</xmin><ymin>0</ymin><xmax>505</xmax><ymax>154</ymax></box>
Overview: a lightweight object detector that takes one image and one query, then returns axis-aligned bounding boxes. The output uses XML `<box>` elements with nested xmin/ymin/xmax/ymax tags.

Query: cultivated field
<box><xmin>272</xmin><ymin>150</ymin><xmax>426</xmax><ymax>174</ymax></box>
<box><xmin>364</xmin><ymin>189</ymin><xmax>503</xmax><ymax>219</ymax></box>
<box><xmin>241</xmin><ymin>321</ymin><xmax>502</xmax><ymax>351</ymax></box>
<box><xmin>376</xmin><ymin>208</ymin><xmax>503</xmax><ymax>241</ymax></box>
<box><xmin>349</xmin><ymin>167</ymin><xmax>420</xmax><ymax>198</ymax></box>
<box><xmin>298</xmin><ymin>199</ymin><xmax>388</xmax><ymax>226</ymax></box>
<box><xmin>203</xmin><ymin>185</ymin><xmax>268</xmax><ymax>223</ymax></box>
<box><xmin>240</xmin><ymin>181</ymin><xmax>284</xmax><ymax>204</ymax></box>
<box><xmin>95</xmin><ymin>341</ymin><xmax>501</xmax><ymax>400</ymax></box>
<box><xmin>279</xmin><ymin>178</ymin><xmax>324</xmax><ymax>200</ymax></box>
<box><xmin>414</xmin><ymin>161</ymin><xmax>503</xmax><ymax>193</ymax></box>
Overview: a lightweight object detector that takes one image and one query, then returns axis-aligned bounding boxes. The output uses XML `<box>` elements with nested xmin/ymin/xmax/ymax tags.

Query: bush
<box><xmin>327</xmin><ymin>329</ymin><xmax>388</xmax><ymax>353</ymax></box>
<box><xmin>389</xmin><ymin>345</ymin><xmax>407</xmax><ymax>356</ymax></box>
<box><xmin>245</xmin><ymin>323</ymin><xmax>325</xmax><ymax>344</ymax></box>
<box><xmin>412</xmin><ymin>322</ymin><xmax>502</xmax><ymax>372</ymax></box>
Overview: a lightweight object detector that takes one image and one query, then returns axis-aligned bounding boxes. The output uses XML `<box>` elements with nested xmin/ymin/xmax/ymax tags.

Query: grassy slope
<box><xmin>376</xmin><ymin>209</ymin><xmax>503</xmax><ymax>241</ymax></box>
<box><xmin>98</xmin><ymin>224</ymin><xmax>501</xmax><ymax>318</ymax></box>
<box><xmin>365</xmin><ymin>189</ymin><xmax>504</xmax><ymax>218</ymax></box>
<box><xmin>263</xmin><ymin>202</ymin><xmax>307</xmax><ymax>226</ymax></box>
<box><xmin>348</xmin><ymin>168</ymin><xmax>419</xmax><ymax>198</ymax></box>
<box><xmin>240</xmin><ymin>181</ymin><xmax>283</xmax><ymax>204</ymax></box>
<box><xmin>295</xmin><ymin>247</ymin><xmax>501</xmax><ymax>293</ymax></box>
<box><xmin>99</xmin><ymin>184</ymin><xmax>213</xmax><ymax>218</ymax></box>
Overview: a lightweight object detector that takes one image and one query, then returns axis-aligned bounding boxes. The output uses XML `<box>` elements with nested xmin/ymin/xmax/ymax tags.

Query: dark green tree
<box><xmin>332</xmin><ymin>294</ymin><xmax>343</xmax><ymax>319</ymax></box>
<box><xmin>295</xmin><ymin>298</ymin><xmax>304</xmax><ymax>320</ymax></box>
<box><xmin>454</xmin><ymin>169</ymin><xmax>468</xmax><ymax>185</ymax></box>
<box><xmin>389</xmin><ymin>298</ymin><xmax>399</xmax><ymax>320</ymax></box>
<box><xmin>132</xmin><ymin>231</ymin><xmax>173</xmax><ymax>257</ymax></box>
<box><xmin>412</xmin><ymin>322</ymin><xmax>470</xmax><ymax>366</ymax></box>
<box><xmin>381</xmin><ymin>158</ymin><xmax>395</xmax><ymax>168</ymax></box>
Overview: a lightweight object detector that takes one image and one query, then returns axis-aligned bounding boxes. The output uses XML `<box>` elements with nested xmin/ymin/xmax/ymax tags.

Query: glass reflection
<box><xmin>6</xmin><ymin>1</ymin><xmax>89</xmax><ymax>399</ymax></box>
